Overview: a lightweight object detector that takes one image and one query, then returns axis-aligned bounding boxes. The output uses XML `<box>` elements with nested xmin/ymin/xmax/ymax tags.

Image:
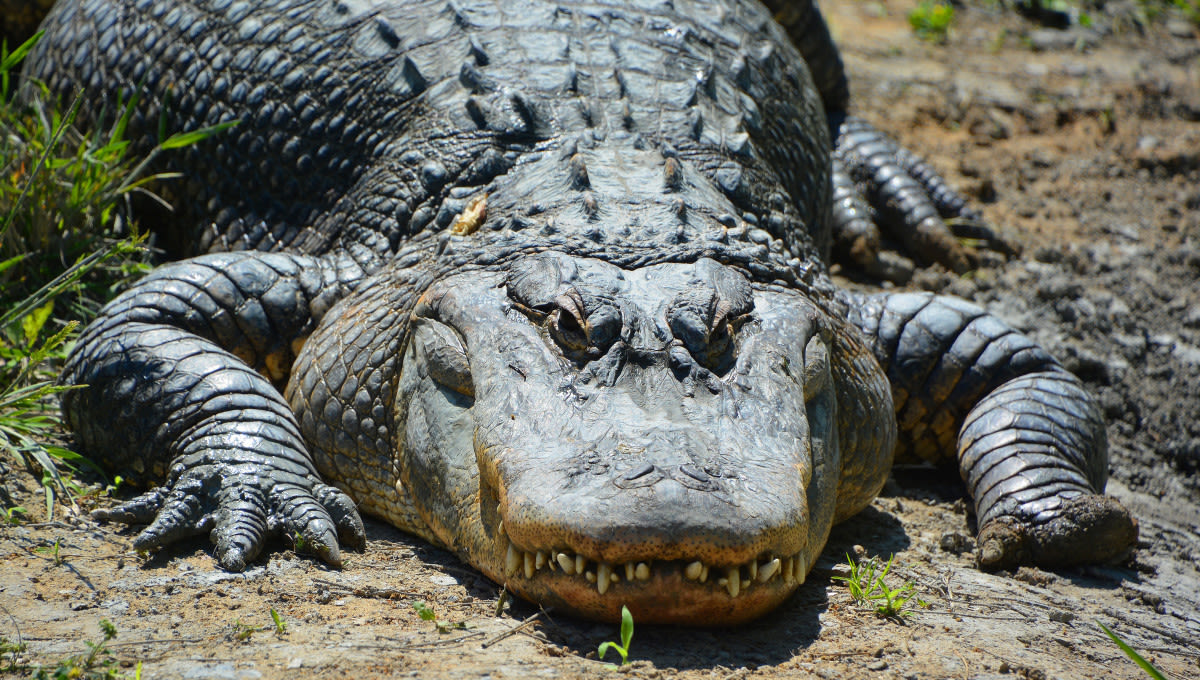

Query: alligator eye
<box><xmin>668</xmin><ymin>294</ymin><xmax>747</xmax><ymax>374</ymax></box>
<box><xmin>520</xmin><ymin>290</ymin><xmax>621</xmax><ymax>360</ymax></box>
<box><xmin>549</xmin><ymin>304</ymin><xmax>588</xmax><ymax>353</ymax></box>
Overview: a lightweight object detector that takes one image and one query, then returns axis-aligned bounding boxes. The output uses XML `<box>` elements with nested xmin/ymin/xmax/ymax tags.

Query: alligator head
<box><xmin>395</xmin><ymin>249</ymin><xmax>853</xmax><ymax>623</ymax></box>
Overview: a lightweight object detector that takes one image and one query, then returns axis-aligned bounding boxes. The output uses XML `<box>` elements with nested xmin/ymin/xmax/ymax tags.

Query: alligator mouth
<box><xmin>501</xmin><ymin>543</ymin><xmax>809</xmax><ymax>597</ymax></box>
<box><xmin>489</xmin><ymin>526</ymin><xmax>811</xmax><ymax>623</ymax></box>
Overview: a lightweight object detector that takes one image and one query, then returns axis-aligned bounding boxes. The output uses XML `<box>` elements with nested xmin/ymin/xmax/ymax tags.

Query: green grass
<box><xmin>909</xmin><ymin>1</ymin><xmax>956</xmax><ymax>43</ymax></box>
<box><xmin>833</xmin><ymin>553</ymin><xmax>929</xmax><ymax>618</ymax></box>
<box><xmin>30</xmin><ymin>619</ymin><xmax>141</xmax><ymax>679</ymax></box>
<box><xmin>269</xmin><ymin>608</ymin><xmax>287</xmax><ymax>636</ymax></box>
<box><xmin>1098</xmin><ymin>622</ymin><xmax>1170</xmax><ymax>680</ymax></box>
<box><xmin>0</xmin><ymin>31</ymin><xmax>233</xmax><ymax>521</ymax></box>
<box><xmin>597</xmin><ymin>605</ymin><xmax>634</xmax><ymax>666</ymax></box>
<box><xmin>412</xmin><ymin>601</ymin><xmax>468</xmax><ymax>633</ymax></box>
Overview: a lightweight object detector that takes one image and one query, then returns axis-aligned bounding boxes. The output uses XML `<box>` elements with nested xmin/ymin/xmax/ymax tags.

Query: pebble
<box><xmin>1166</xmin><ymin>19</ymin><xmax>1197</xmax><ymax>39</ymax></box>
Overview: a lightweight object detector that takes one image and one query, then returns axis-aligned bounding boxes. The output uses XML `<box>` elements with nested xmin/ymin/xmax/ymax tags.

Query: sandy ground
<box><xmin>2</xmin><ymin>1</ymin><xmax>1199</xmax><ymax>678</ymax></box>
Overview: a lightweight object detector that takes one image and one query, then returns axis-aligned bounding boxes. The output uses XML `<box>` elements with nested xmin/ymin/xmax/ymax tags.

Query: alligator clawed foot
<box><xmin>92</xmin><ymin>471</ymin><xmax>366</xmax><ymax>571</ymax></box>
<box><xmin>976</xmin><ymin>494</ymin><xmax>1139</xmax><ymax>571</ymax></box>
<box><xmin>831</xmin><ymin>114</ymin><xmax>1016</xmax><ymax>278</ymax></box>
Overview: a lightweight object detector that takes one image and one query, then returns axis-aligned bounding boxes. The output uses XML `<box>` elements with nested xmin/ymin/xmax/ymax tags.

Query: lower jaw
<box><xmin>500</xmin><ymin>564</ymin><xmax>804</xmax><ymax>625</ymax></box>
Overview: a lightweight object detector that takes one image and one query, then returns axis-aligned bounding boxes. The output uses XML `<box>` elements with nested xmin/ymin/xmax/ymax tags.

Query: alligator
<box><xmin>28</xmin><ymin>0</ymin><xmax>1137</xmax><ymax>624</ymax></box>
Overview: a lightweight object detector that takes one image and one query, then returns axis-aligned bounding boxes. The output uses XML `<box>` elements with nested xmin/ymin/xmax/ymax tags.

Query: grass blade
<box><xmin>1097</xmin><ymin>622</ymin><xmax>1169</xmax><ymax>680</ymax></box>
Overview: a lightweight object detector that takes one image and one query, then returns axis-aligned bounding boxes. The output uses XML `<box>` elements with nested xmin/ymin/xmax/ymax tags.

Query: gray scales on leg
<box><xmin>33</xmin><ymin>0</ymin><xmax>1135</xmax><ymax>624</ymax></box>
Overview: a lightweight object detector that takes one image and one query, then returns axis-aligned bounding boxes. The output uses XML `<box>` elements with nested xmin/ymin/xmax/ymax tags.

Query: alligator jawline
<box><xmin>493</xmin><ymin>539</ymin><xmax>811</xmax><ymax>623</ymax></box>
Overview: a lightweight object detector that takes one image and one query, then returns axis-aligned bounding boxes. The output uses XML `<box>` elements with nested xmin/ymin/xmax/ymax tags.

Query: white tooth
<box><xmin>796</xmin><ymin>553</ymin><xmax>808</xmax><ymax>585</ymax></box>
<box><xmin>783</xmin><ymin>557</ymin><xmax>796</xmax><ymax>584</ymax></box>
<box><xmin>575</xmin><ymin>555</ymin><xmax>587</xmax><ymax>575</ymax></box>
<box><xmin>585</xmin><ymin>570</ymin><xmax>596</xmax><ymax>583</ymax></box>
<box><xmin>535</xmin><ymin>551</ymin><xmax>546</xmax><ymax>570</ymax></box>
<box><xmin>748</xmin><ymin>560</ymin><xmax>758</xmax><ymax>580</ymax></box>
<box><xmin>524</xmin><ymin>551</ymin><xmax>535</xmax><ymax>579</ymax></box>
<box><xmin>597</xmin><ymin>564</ymin><xmax>612</xmax><ymax>595</ymax></box>
<box><xmin>685</xmin><ymin>561</ymin><xmax>703</xmax><ymax>581</ymax></box>
<box><xmin>758</xmin><ymin>558</ymin><xmax>781</xmax><ymax>582</ymax></box>
<box><xmin>625</xmin><ymin>563</ymin><xmax>635</xmax><ymax>581</ymax></box>
<box><xmin>725</xmin><ymin>567</ymin><xmax>740</xmax><ymax>598</ymax></box>
<box><xmin>700</xmin><ymin>564</ymin><xmax>709</xmax><ymax>583</ymax></box>
<box><xmin>556</xmin><ymin>552</ymin><xmax>575</xmax><ymax>574</ymax></box>
<box><xmin>635</xmin><ymin>562</ymin><xmax>650</xmax><ymax>581</ymax></box>
<box><xmin>506</xmin><ymin>546</ymin><xmax>520</xmax><ymax>576</ymax></box>
<box><xmin>497</xmin><ymin>520</ymin><xmax>506</xmax><ymax>536</ymax></box>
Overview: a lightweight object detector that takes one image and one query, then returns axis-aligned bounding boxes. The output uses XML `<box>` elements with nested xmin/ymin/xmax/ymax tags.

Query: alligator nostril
<box><xmin>622</xmin><ymin>463</ymin><xmax>656</xmax><ymax>481</ymax></box>
<box><xmin>679</xmin><ymin>464</ymin><xmax>710</xmax><ymax>483</ymax></box>
<box><xmin>613</xmin><ymin>462</ymin><xmax>663</xmax><ymax>489</ymax></box>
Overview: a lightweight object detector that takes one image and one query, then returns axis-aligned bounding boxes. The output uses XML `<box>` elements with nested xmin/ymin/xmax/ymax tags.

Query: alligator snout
<box><xmin>398</xmin><ymin>252</ymin><xmax>839</xmax><ymax>622</ymax></box>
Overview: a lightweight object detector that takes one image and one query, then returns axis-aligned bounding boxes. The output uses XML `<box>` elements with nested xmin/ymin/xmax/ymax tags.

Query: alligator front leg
<box><xmin>62</xmin><ymin>252</ymin><xmax>368</xmax><ymax>569</ymax></box>
<box><xmin>830</xmin><ymin>114</ymin><xmax>1004</xmax><ymax>278</ymax></box>
<box><xmin>844</xmin><ymin>291</ymin><xmax>1138</xmax><ymax>569</ymax></box>
<box><xmin>763</xmin><ymin>0</ymin><xmax>1012</xmax><ymax>279</ymax></box>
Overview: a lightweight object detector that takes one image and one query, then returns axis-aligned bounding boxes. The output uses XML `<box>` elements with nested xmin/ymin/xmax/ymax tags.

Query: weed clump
<box><xmin>909</xmin><ymin>1</ymin><xmax>956</xmax><ymax>43</ymax></box>
<box><xmin>833</xmin><ymin>553</ymin><xmax>929</xmax><ymax>619</ymax></box>
<box><xmin>0</xmin><ymin>31</ymin><xmax>230</xmax><ymax>521</ymax></box>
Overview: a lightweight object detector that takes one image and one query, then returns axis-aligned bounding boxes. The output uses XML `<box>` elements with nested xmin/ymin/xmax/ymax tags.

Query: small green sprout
<box><xmin>1098</xmin><ymin>621</ymin><xmax>1168</xmax><ymax>680</ymax></box>
<box><xmin>1</xmin><ymin>636</ymin><xmax>27</xmax><ymax>672</ymax></box>
<box><xmin>908</xmin><ymin>0</ymin><xmax>956</xmax><ymax>43</ymax></box>
<box><xmin>270</xmin><ymin>608</ymin><xmax>287</xmax><ymax>636</ymax></box>
<box><xmin>833</xmin><ymin>553</ymin><xmax>928</xmax><ymax>618</ymax></box>
<box><xmin>30</xmin><ymin>619</ymin><xmax>140</xmax><ymax>679</ymax></box>
<box><xmin>230</xmin><ymin>620</ymin><xmax>263</xmax><ymax>642</ymax></box>
<box><xmin>412</xmin><ymin>602</ymin><xmax>467</xmax><ymax>633</ymax></box>
<box><xmin>34</xmin><ymin>538</ymin><xmax>63</xmax><ymax>565</ymax></box>
<box><xmin>597</xmin><ymin>605</ymin><xmax>634</xmax><ymax>666</ymax></box>
<box><xmin>2</xmin><ymin>505</ymin><xmax>25</xmax><ymax>525</ymax></box>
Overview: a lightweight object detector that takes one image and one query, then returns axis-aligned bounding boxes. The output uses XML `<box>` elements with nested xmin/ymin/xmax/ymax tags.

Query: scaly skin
<box><xmin>34</xmin><ymin>0</ymin><xmax>1136</xmax><ymax>624</ymax></box>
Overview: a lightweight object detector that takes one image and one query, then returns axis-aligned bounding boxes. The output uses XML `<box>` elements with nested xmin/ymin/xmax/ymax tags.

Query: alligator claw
<box><xmin>831</xmin><ymin>114</ymin><xmax>1004</xmax><ymax>276</ymax></box>
<box><xmin>976</xmin><ymin>494</ymin><xmax>1139</xmax><ymax>571</ymax></box>
<box><xmin>93</xmin><ymin>465</ymin><xmax>365</xmax><ymax>571</ymax></box>
<box><xmin>314</xmin><ymin>483</ymin><xmax>368</xmax><ymax>551</ymax></box>
<box><xmin>91</xmin><ymin>487</ymin><xmax>169</xmax><ymax>525</ymax></box>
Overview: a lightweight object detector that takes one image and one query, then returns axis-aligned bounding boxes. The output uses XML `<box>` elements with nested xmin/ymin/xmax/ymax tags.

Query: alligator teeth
<box><xmin>597</xmin><ymin>564</ymin><xmax>612</xmax><ymax>595</ymax></box>
<box><xmin>725</xmin><ymin>567</ymin><xmax>740</xmax><ymax>598</ymax></box>
<box><xmin>758</xmin><ymin>558</ymin><xmax>781</xmax><ymax>583</ymax></box>
<box><xmin>498</xmin><ymin>545</ymin><xmax>804</xmax><ymax>596</ymax></box>
<box><xmin>506</xmin><ymin>545</ymin><xmax>520</xmax><ymax>577</ymax></box>
<box><xmin>556</xmin><ymin>552</ymin><xmax>574</xmax><ymax>574</ymax></box>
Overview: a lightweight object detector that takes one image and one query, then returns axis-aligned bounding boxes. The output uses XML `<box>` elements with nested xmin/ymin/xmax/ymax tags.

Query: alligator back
<box><xmin>28</xmin><ymin>0</ymin><xmax>833</xmax><ymax>270</ymax></box>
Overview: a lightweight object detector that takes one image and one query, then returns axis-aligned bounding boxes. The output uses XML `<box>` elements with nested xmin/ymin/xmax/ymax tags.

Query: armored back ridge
<box><xmin>37</xmin><ymin>0</ymin><xmax>1136</xmax><ymax>624</ymax></box>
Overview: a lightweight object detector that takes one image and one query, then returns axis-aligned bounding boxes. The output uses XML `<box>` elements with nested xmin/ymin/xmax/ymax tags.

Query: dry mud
<box><xmin>2</xmin><ymin>1</ymin><xmax>1199</xmax><ymax>678</ymax></box>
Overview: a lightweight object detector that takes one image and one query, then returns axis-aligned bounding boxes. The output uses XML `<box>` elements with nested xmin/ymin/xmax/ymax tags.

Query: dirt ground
<box><xmin>2</xmin><ymin>1</ymin><xmax>1199</xmax><ymax>678</ymax></box>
